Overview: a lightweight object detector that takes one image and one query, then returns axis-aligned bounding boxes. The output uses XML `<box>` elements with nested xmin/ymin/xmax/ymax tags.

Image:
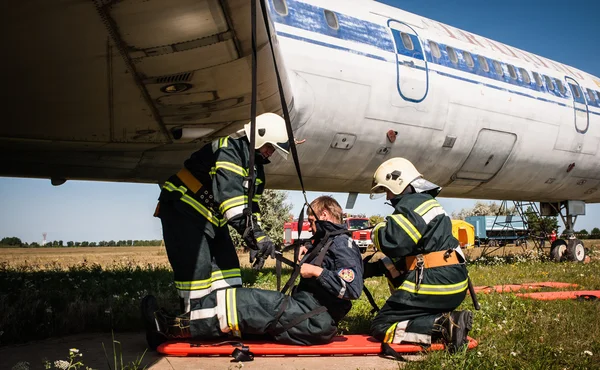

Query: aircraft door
<box><xmin>454</xmin><ymin>129</ymin><xmax>517</xmax><ymax>182</ymax></box>
<box><xmin>388</xmin><ymin>20</ymin><xmax>428</xmax><ymax>102</ymax></box>
<box><xmin>565</xmin><ymin>76</ymin><xmax>589</xmax><ymax>134</ymax></box>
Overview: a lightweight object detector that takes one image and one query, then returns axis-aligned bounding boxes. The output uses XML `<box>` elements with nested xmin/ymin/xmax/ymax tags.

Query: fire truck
<box><xmin>283</xmin><ymin>217</ymin><xmax>372</xmax><ymax>253</ymax></box>
<box><xmin>345</xmin><ymin>217</ymin><xmax>372</xmax><ymax>253</ymax></box>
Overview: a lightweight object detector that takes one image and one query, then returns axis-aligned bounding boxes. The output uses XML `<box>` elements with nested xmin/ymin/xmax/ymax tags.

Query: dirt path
<box><xmin>1</xmin><ymin>331</ymin><xmax>409</xmax><ymax>370</ymax></box>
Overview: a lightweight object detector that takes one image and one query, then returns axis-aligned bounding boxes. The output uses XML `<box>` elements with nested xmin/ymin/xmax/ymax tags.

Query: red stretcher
<box><xmin>473</xmin><ymin>281</ymin><xmax>578</xmax><ymax>294</ymax></box>
<box><xmin>516</xmin><ymin>290</ymin><xmax>600</xmax><ymax>301</ymax></box>
<box><xmin>157</xmin><ymin>334</ymin><xmax>478</xmax><ymax>357</ymax></box>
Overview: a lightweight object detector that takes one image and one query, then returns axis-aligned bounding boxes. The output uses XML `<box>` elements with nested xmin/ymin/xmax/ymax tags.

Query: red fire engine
<box><xmin>283</xmin><ymin>217</ymin><xmax>372</xmax><ymax>253</ymax></box>
<box><xmin>283</xmin><ymin>220</ymin><xmax>312</xmax><ymax>245</ymax></box>
<box><xmin>345</xmin><ymin>217</ymin><xmax>372</xmax><ymax>253</ymax></box>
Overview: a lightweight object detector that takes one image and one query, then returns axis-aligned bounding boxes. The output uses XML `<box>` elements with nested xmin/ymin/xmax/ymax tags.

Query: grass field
<box><xmin>1</xmin><ymin>244</ymin><xmax>600</xmax><ymax>369</ymax></box>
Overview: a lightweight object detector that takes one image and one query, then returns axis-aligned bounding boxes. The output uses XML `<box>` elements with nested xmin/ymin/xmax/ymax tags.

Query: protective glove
<box><xmin>244</xmin><ymin>228</ymin><xmax>275</xmax><ymax>271</ymax></box>
<box><xmin>362</xmin><ymin>255</ymin><xmax>385</xmax><ymax>279</ymax></box>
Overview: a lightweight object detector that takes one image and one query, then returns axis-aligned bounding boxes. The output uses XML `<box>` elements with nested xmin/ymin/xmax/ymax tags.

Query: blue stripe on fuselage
<box><xmin>268</xmin><ymin>0</ymin><xmax>600</xmax><ymax>116</ymax></box>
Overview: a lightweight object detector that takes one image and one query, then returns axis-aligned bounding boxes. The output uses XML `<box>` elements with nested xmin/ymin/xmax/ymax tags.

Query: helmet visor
<box><xmin>272</xmin><ymin>140</ymin><xmax>290</xmax><ymax>160</ymax></box>
<box><xmin>369</xmin><ymin>183</ymin><xmax>387</xmax><ymax>200</ymax></box>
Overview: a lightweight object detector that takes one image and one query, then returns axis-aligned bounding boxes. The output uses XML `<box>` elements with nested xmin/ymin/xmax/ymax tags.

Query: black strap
<box><xmin>258</xmin><ymin>0</ymin><xmax>317</xmax><ymax>217</ymax></box>
<box><xmin>281</xmin><ymin>232</ymin><xmax>331</xmax><ymax>294</ymax></box>
<box><xmin>313</xmin><ymin>229</ymin><xmax>351</xmax><ymax>266</ymax></box>
<box><xmin>244</xmin><ymin>0</ymin><xmax>259</xmax><ymax>237</ymax></box>
<box><xmin>362</xmin><ymin>286</ymin><xmax>380</xmax><ymax>314</ymax></box>
<box><xmin>231</xmin><ymin>346</ymin><xmax>254</xmax><ymax>362</ymax></box>
<box><xmin>275</xmin><ymin>251</ymin><xmax>282</xmax><ymax>291</ymax></box>
<box><xmin>380</xmin><ymin>343</ymin><xmax>408</xmax><ymax>362</ymax></box>
<box><xmin>269</xmin><ymin>305</ymin><xmax>328</xmax><ymax>336</ymax></box>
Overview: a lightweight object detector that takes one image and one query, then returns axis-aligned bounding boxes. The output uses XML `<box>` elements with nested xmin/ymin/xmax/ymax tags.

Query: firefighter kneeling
<box><xmin>365</xmin><ymin>157</ymin><xmax>472</xmax><ymax>353</ymax></box>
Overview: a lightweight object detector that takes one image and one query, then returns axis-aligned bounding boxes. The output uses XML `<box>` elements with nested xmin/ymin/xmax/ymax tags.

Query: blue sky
<box><xmin>1</xmin><ymin>0</ymin><xmax>599</xmax><ymax>244</ymax></box>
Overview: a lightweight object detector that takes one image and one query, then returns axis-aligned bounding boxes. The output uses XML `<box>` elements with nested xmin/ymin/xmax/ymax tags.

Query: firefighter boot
<box><xmin>141</xmin><ymin>295</ymin><xmax>192</xmax><ymax>351</ymax></box>
<box><xmin>433</xmin><ymin>310</ymin><xmax>473</xmax><ymax>354</ymax></box>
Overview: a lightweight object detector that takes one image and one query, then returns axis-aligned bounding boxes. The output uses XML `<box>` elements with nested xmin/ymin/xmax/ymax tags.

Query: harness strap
<box><xmin>269</xmin><ymin>305</ymin><xmax>328</xmax><ymax>336</ymax></box>
<box><xmin>244</xmin><ymin>0</ymin><xmax>259</xmax><ymax>237</ymax></box>
<box><xmin>362</xmin><ymin>286</ymin><xmax>380</xmax><ymax>314</ymax></box>
<box><xmin>313</xmin><ymin>229</ymin><xmax>352</xmax><ymax>266</ymax></box>
<box><xmin>405</xmin><ymin>250</ymin><xmax>460</xmax><ymax>271</ymax></box>
<box><xmin>281</xmin><ymin>231</ymin><xmax>332</xmax><ymax>294</ymax></box>
<box><xmin>176</xmin><ymin>168</ymin><xmax>202</xmax><ymax>193</ymax></box>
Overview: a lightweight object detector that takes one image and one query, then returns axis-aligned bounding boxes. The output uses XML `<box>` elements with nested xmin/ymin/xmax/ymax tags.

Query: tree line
<box><xmin>0</xmin><ymin>237</ymin><xmax>163</xmax><ymax>248</ymax></box>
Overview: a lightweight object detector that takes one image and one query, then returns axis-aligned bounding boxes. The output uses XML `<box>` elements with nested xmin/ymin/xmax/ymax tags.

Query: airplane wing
<box><xmin>0</xmin><ymin>0</ymin><xmax>292</xmax><ymax>184</ymax></box>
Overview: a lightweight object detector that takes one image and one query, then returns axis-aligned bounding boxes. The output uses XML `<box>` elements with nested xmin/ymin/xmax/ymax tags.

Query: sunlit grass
<box><xmin>1</xmin><ymin>247</ymin><xmax>599</xmax><ymax>369</ymax></box>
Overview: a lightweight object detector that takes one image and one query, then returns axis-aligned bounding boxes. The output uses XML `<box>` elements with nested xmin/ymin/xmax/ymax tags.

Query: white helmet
<box><xmin>244</xmin><ymin>113</ymin><xmax>290</xmax><ymax>159</ymax></box>
<box><xmin>370</xmin><ymin>157</ymin><xmax>423</xmax><ymax>199</ymax></box>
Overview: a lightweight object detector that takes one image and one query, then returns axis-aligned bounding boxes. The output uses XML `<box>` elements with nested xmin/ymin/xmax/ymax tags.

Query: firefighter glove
<box><xmin>363</xmin><ymin>256</ymin><xmax>385</xmax><ymax>279</ymax></box>
<box><xmin>244</xmin><ymin>226</ymin><xmax>275</xmax><ymax>270</ymax></box>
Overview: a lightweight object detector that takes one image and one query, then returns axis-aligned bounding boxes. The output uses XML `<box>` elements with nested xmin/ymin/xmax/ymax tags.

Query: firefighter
<box><xmin>142</xmin><ymin>196</ymin><xmax>363</xmax><ymax>348</ymax></box>
<box><xmin>364</xmin><ymin>157</ymin><xmax>472</xmax><ymax>353</ymax></box>
<box><xmin>146</xmin><ymin>113</ymin><xmax>289</xmax><ymax>348</ymax></box>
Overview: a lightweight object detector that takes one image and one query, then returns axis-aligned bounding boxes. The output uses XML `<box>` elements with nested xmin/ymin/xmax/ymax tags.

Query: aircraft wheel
<box><xmin>567</xmin><ymin>239</ymin><xmax>586</xmax><ymax>262</ymax></box>
<box><xmin>488</xmin><ymin>239</ymin><xmax>498</xmax><ymax>248</ymax></box>
<box><xmin>550</xmin><ymin>240</ymin><xmax>568</xmax><ymax>262</ymax></box>
<box><xmin>519</xmin><ymin>240</ymin><xmax>528</xmax><ymax>249</ymax></box>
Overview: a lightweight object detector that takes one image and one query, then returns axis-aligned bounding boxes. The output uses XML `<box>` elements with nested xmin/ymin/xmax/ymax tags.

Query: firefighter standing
<box><xmin>365</xmin><ymin>157</ymin><xmax>472</xmax><ymax>353</ymax></box>
<box><xmin>142</xmin><ymin>196</ymin><xmax>363</xmax><ymax>347</ymax></box>
<box><xmin>145</xmin><ymin>113</ymin><xmax>290</xmax><ymax>348</ymax></box>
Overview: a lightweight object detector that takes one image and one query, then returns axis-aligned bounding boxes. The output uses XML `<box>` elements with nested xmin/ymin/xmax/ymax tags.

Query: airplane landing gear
<box><xmin>542</xmin><ymin>201</ymin><xmax>587</xmax><ymax>263</ymax></box>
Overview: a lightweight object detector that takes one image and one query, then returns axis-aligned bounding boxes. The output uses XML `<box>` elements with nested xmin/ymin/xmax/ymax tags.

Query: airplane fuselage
<box><xmin>265</xmin><ymin>0</ymin><xmax>600</xmax><ymax>203</ymax></box>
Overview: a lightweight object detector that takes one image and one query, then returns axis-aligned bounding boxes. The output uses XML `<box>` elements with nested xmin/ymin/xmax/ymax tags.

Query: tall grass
<box><xmin>1</xmin><ymin>249</ymin><xmax>599</xmax><ymax>369</ymax></box>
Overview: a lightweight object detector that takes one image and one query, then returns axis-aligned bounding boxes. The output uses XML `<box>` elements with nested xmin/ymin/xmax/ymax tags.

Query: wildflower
<box><xmin>69</xmin><ymin>348</ymin><xmax>79</xmax><ymax>354</ymax></box>
<box><xmin>46</xmin><ymin>307</ymin><xmax>53</xmax><ymax>314</ymax></box>
<box><xmin>54</xmin><ymin>360</ymin><xmax>69</xmax><ymax>370</ymax></box>
<box><xmin>583</xmin><ymin>350</ymin><xmax>593</xmax><ymax>356</ymax></box>
<box><xmin>510</xmin><ymin>352</ymin><xmax>517</xmax><ymax>357</ymax></box>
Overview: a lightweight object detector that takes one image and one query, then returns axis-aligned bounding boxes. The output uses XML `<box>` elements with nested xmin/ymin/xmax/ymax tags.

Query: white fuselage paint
<box><xmin>263</xmin><ymin>0</ymin><xmax>600</xmax><ymax>204</ymax></box>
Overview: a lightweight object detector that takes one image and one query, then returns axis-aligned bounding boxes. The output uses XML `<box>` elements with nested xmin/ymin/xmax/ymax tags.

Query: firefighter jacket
<box><xmin>159</xmin><ymin>132</ymin><xmax>265</xmax><ymax>237</ymax></box>
<box><xmin>372</xmin><ymin>193</ymin><xmax>468</xmax><ymax>310</ymax></box>
<box><xmin>296</xmin><ymin>221</ymin><xmax>364</xmax><ymax>323</ymax></box>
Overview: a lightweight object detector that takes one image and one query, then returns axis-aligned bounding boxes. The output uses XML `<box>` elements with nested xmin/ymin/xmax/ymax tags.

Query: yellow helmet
<box><xmin>244</xmin><ymin>113</ymin><xmax>290</xmax><ymax>159</ymax></box>
<box><xmin>370</xmin><ymin>157</ymin><xmax>422</xmax><ymax>199</ymax></box>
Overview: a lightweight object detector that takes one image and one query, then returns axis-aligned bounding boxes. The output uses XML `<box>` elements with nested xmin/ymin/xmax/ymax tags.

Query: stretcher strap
<box><xmin>380</xmin><ymin>343</ymin><xmax>408</xmax><ymax>362</ymax></box>
<box><xmin>231</xmin><ymin>346</ymin><xmax>254</xmax><ymax>362</ymax></box>
<box><xmin>270</xmin><ymin>305</ymin><xmax>328</xmax><ymax>336</ymax></box>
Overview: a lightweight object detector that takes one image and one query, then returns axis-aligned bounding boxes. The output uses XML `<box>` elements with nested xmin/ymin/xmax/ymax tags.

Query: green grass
<box><xmin>1</xmin><ymin>252</ymin><xmax>600</xmax><ymax>369</ymax></box>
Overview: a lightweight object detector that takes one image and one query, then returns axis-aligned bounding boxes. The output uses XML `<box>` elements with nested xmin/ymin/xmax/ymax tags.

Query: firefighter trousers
<box><xmin>158</xmin><ymin>200</ymin><xmax>242</xmax><ymax>314</ymax></box>
<box><xmin>370</xmin><ymin>299</ymin><xmax>448</xmax><ymax>345</ymax></box>
<box><xmin>189</xmin><ymin>287</ymin><xmax>337</xmax><ymax>345</ymax></box>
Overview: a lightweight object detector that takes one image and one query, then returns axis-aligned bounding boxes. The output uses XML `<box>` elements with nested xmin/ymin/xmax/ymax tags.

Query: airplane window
<box><xmin>478</xmin><ymin>55</ymin><xmax>489</xmax><ymax>72</ymax></box>
<box><xmin>400</xmin><ymin>32</ymin><xmax>414</xmax><ymax>50</ymax></box>
<box><xmin>569</xmin><ymin>84</ymin><xmax>580</xmax><ymax>98</ymax></box>
<box><xmin>556</xmin><ymin>80</ymin><xmax>566</xmax><ymax>95</ymax></box>
<box><xmin>507</xmin><ymin>65</ymin><xmax>517</xmax><ymax>80</ymax></box>
<box><xmin>429</xmin><ymin>41</ymin><xmax>441</xmax><ymax>58</ymax></box>
<box><xmin>586</xmin><ymin>88</ymin><xmax>596</xmax><ymax>103</ymax></box>
<box><xmin>324</xmin><ymin>10</ymin><xmax>339</xmax><ymax>30</ymax></box>
<box><xmin>519</xmin><ymin>68</ymin><xmax>531</xmax><ymax>84</ymax></box>
<box><xmin>544</xmin><ymin>75</ymin><xmax>555</xmax><ymax>91</ymax></box>
<box><xmin>273</xmin><ymin>0</ymin><xmax>288</xmax><ymax>16</ymax></box>
<box><xmin>446</xmin><ymin>46</ymin><xmax>458</xmax><ymax>64</ymax></box>
<box><xmin>492</xmin><ymin>60</ymin><xmax>503</xmax><ymax>76</ymax></box>
<box><xmin>463</xmin><ymin>51</ymin><xmax>474</xmax><ymax>68</ymax></box>
<box><xmin>532</xmin><ymin>72</ymin><xmax>543</xmax><ymax>86</ymax></box>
